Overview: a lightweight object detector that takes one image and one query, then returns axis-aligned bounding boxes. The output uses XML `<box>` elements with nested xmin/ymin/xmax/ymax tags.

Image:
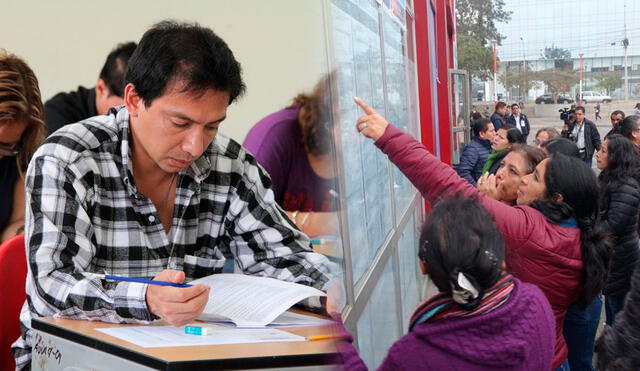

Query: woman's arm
<box><xmin>354</xmin><ymin>98</ymin><xmax>535</xmax><ymax>243</ymax></box>
<box><xmin>1</xmin><ymin>176</ymin><xmax>25</xmax><ymax>242</ymax></box>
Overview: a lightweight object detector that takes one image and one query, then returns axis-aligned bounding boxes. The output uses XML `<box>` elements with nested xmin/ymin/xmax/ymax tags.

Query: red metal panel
<box><xmin>435</xmin><ymin>0</ymin><xmax>453</xmax><ymax>165</ymax></box>
<box><xmin>413</xmin><ymin>0</ymin><xmax>436</xmax><ymax>153</ymax></box>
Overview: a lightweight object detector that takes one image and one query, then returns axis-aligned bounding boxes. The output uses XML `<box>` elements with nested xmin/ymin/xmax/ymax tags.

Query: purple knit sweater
<box><xmin>337</xmin><ymin>278</ymin><xmax>555</xmax><ymax>370</ymax></box>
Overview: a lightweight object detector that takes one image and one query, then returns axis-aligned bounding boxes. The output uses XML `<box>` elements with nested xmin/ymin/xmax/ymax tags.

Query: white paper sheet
<box><xmin>190</xmin><ymin>274</ymin><xmax>326</xmax><ymax>327</ymax></box>
<box><xmin>268</xmin><ymin>311</ymin><xmax>335</xmax><ymax>327</ymax></box>
<box><xmin>96</xmin><ymin>324</ymin><xmax>305</xmax><ymax>348</ymax></box>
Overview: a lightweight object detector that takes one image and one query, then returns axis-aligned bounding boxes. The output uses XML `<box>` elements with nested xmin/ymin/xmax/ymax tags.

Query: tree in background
<box><xmin>457</xmin><ymin>0</ymin><xmax>512</xmax><ymax>81</ymax></box>
<box><xmin>498</xmin><ymin>64</ymin><xmax>540</xmax><ymax>98</ymax></box>
<box><xmin>457</xmin><ymin>34</ymin><xmax>494</xmax><ymax>80</ymax></box>
<box><xmin>533</xmin><ymin>69</ymin><xmax>579</xmax><ymax>103</ymax></box>
<box><xmin>542</xmin><ymin>45</ymin><xmax>572</xmax><ymax>60</ymax></box>
<box><xmin>594</xmin><ymin>72</ymin><xmax>623</xmax><ymax>95</ymax></box>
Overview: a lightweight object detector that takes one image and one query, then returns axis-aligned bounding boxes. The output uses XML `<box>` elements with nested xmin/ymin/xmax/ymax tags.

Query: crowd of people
<box><xmin>3</xmin><ymin>22</ymin><xmax>640</xmax><ymax>371</ymax></box>
<box><xmin>332</xmin><ymin>99</ymin><xmax>640</xmax><ymax>370</ymax></box>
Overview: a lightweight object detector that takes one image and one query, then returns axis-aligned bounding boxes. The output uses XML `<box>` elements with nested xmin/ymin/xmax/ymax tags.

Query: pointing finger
<box><xmin>354</xmin><ymin>97</ymin><xmax>376</xmax><ymax>115</ymax></box>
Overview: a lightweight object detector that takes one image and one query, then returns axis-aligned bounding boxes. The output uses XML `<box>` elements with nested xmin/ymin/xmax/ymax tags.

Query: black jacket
<box><xmin>490</xmin><ymin>112</ymin><xmax>505</xmax><ymax>130</ymax></box>
<box><xmin>600</xmin><ymin>178</ymin><xmax>640</xmax><ymax>297</ymax></box>
<box><xmin>44</xmin><ymin>86</ymin><xmax>97</xmax><ymax>135</ymax></box>
<box><xmin>561</xmin><ymin>119</ymin><xmax>601</xmax><ymax>159</ymax></box>
<box><xmin>507</xmin><ymin>113</ymin><xmax>531</xmax><ymax>137</ymax></box>
<box><xmin>604</xmin><ymin>126</ymin><xmax>621</xmax><ymax>139</ymax></box>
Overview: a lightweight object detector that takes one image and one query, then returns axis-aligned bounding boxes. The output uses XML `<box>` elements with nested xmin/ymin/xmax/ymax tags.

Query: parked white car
<box><xmin>581</xmin><ymin>91</ymin><xmax>612</xmax><ymax>103</ymax></box>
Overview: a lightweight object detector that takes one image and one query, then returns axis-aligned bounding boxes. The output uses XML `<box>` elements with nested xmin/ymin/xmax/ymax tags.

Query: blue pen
<box><xmin>87</xmin><ymin>273</ymin><xmax>193</xmax><ymax>288</ymax></box>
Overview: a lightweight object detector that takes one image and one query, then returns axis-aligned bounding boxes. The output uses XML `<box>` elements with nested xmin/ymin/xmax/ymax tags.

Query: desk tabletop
<box><xmin>32</xmin><ymin>310</ymin><xmax>341</xmax><ymax>370</ymax></box>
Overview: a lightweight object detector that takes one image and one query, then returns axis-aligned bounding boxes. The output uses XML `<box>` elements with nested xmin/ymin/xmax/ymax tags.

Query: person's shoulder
<box><xmin>243</xmin><ymin>108</ymin><xmax>300</xmax><ymax>153</ymax></box>
<box><xmin>210</xmin><ymin>132</ymin><xmax>250</xmax><ymax>163</ymax></box>
<box><xmin>45</xmin><ymin>85</ymin><xmax>92</xmax><ymax>106</ymax></box>
<box><xmin>37</xmin><ymin>109</ymin><xmax>122</xmax><ymax>166</ymax></box>
<box><xmin>249</xmin><ymin>108</ymin><xmax>299</xmax><ymax>135</ymax></box>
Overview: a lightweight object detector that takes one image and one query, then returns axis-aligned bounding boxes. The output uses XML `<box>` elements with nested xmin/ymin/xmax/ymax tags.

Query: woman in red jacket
<box><xmin>353</xmin><ymin>98</ymin><xmax>610</xmax><ymax>371</ymax></box>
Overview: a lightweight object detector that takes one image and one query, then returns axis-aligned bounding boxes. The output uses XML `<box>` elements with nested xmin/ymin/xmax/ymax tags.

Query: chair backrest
<box><xmin>0</xmin><ymin>234</ymin><xmax>26</xmax><ymax>370</ymax></box>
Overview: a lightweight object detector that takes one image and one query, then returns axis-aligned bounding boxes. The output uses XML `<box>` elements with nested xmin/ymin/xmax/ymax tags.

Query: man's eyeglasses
<box><xmin>0</xmin><ymin>144</ymin><xmax>23</xmax><ymax>156</ymax></box>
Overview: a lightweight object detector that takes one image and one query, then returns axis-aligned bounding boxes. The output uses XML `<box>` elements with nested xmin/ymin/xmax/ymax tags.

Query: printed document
<box><xmin>190</xmin><ymin>273</ymin><xmax>326</xmax><ymax>327</ymax></box>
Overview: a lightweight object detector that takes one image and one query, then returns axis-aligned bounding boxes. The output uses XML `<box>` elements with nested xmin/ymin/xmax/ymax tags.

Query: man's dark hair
<box><xmin>619</xmin><ymin>115</ymin><xmax>640</xmax><ymax>140</ymax></box>
<box><xmin>418</xmin><ymin>197</ymin><xmax>505</xmax><ymax>311</ymax></box>
<box><xmin>99</xmin><ymin>42</ymin><xmax>137</xmax><ymax>98</ymax></box>
<box><xmin>472</xmin><ymin>118</ymin><xmax>492</xmax><ymax>137</ymax></box>
<box><xmin>125</xmin><ymin>21</ymin><xmax>246</xmax><ymax>107</ymax></box>
<box><xmin>495</xmin><ymin>101</ymin><xmax>507</xmax><ymax>111</ymax></box>
<box><xmin>471</xmin><ymin>111</ymin><xmax>483</xmax><ymax>121</ymax></box>
<box><xmin>575</xmin><ymin>106</ymin><xmax>586</xmax><ymax>114</ymax></box>
<box><xmin>510</xmin><ymin>103</ymin><xmax>520</xmax><ymax>109</ymax></box>
<box><xmin>611</xmin><ymin>110</ymin><xmax>626</xmax><ymax>120</ymax></box>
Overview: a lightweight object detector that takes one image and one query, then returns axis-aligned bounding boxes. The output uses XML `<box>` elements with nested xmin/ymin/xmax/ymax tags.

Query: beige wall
<box><xmin>0</xmin><ymin>0</ymin><xmax>329</xmax><ymax>142</ymax></box>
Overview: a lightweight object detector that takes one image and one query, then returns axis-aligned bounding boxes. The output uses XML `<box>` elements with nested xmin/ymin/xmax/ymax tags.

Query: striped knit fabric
<box><xmin>409</xmin><ymin>274</ymin><xmax>515</xmax><ymax>331</ymax></box>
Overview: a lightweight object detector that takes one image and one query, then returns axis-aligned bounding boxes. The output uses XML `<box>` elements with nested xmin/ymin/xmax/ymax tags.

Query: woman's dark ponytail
<box><xmin>575</xmin><ymin>216</ymin><xmax>611</xmax><ymax>307</ymax></box>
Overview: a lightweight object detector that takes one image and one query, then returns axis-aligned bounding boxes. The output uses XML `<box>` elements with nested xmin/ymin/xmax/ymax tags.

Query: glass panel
<box><xmin>382</xmin><ymin>10</ymin><xmax>416</xmax><ymax>223</ymax></box>
<box><xmin>398</xmin><ymin>208</ymin><xmax>425</xmax><ymax>333</ymax></box>
<box><xmin>356</xmin><ymin>257</ymin><xmax>400</xmax><ymax>368</ymax></box>
<box><xmin>397</xmin><ymin>213</ymin><xmax>422</xmax><ymax>332</ymax></box>
<box><xmin>451</xmin><ymin>73</ymin><xmax>470</xmax><ymax>164</ymax></box>
<box><xmin>331</xmin><ymin>0</ymin><xmax>393</xmax><ymax>284</ymax></box>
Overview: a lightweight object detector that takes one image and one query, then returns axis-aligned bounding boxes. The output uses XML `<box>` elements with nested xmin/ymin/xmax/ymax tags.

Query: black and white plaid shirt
<box><xmin>13</xmin><ymin>107</ymin><xmax>335</xmax><ymax>369</ymax></box>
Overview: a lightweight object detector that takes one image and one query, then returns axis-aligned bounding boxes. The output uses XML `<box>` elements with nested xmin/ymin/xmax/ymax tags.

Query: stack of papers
<box><xmin>97</xmin><ymin>324</ymin><xmax>305</xmax><ymax>348</ymax></box>
<box><xmin>190</xmin><ymin>273</ymin><xmax>327</xmax><ymax>327</ymax></box>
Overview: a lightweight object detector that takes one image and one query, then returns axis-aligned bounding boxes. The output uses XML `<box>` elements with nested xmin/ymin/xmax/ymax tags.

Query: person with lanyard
<box><xmin>352</xmin><ymin>97</ymin><xmax>610</xmax><ymax>371</ymax></box>
<box><xmin>334</xmin><ymin>197</ymin><xmax>555</xmax><ymax>370</ymax></box>
<box><xmin>12</xmin><ymin>21</ymin><xmax>338</xmax><ymax>370</ymax></box>
<box><xmin>507</xmin><ymin>103</ymin><xmax>530</xmax><ymax>143</ymax></box>
<box><xmin>561</xmin><ymin>106</ymin><xmax>601</xmax><ymax>166</ymax></box>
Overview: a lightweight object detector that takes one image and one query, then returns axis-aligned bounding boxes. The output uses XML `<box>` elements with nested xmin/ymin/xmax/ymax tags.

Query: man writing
<box><xmin>561</xmin><ymin>106</ymin><xmax>601</xmax><ymax>166</ymax></box>
<box><xmin>13</xmin><ymin>21</ymin><xmax>337</xmax><ymax>369</ymax></box>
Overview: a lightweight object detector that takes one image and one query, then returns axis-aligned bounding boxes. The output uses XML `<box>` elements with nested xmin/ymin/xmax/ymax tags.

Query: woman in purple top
<box><xmin>243</xmin><ymin>75</ymin><xmax>339</xmax><ymax>238</ymax></box>
<box><xmin>335</xmin><ymin>197</ymin><xmax>555</xmax><ymax>371</ymax></box>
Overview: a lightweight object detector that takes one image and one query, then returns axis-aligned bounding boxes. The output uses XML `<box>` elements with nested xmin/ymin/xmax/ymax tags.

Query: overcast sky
<box><xmin>496</xmin><ymin>0</ymin><xmax>640</xmax><ymax>61</ymax></box>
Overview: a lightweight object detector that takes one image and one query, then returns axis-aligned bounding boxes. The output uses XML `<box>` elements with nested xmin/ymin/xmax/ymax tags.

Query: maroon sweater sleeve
<box><xmin>374</xmin><ymin>125</ymin><xmax>535</xmax><ymax>244</ymax></box>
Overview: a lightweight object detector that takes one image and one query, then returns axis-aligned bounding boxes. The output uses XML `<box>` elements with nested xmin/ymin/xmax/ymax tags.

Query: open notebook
<box><xmin>190</xmin><ymin>273</ymin><xmax>327</xmax><ymax>327</ymax></box>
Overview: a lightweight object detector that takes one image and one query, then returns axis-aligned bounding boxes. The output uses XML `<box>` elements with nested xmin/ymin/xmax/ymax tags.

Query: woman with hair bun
<box><xmin>336</xmin><ymin>197</ymin><xmax>555</xmax><ymax>370</ymax></box>
<box><xmin>0</xmin><ymin>50</ymin><xmax>45</xmax><ymax>241</ymax></box>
